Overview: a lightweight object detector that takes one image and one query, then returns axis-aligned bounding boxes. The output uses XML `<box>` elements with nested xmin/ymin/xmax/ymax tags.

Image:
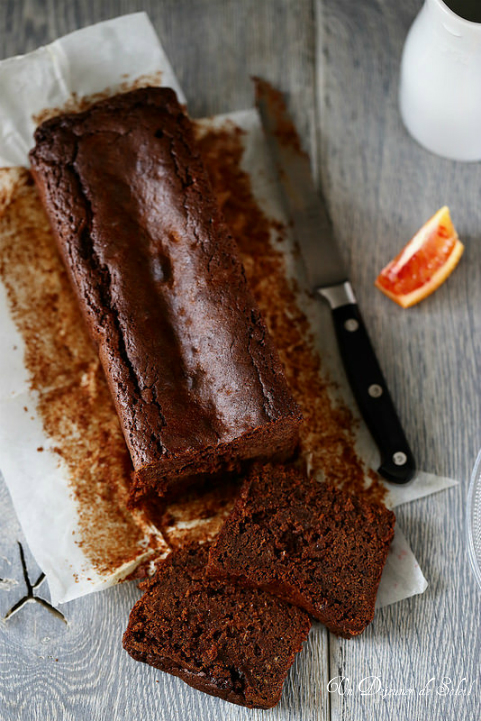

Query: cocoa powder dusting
<box><xmin>253</xmin><ymin>77</ymin><xmax>304</xmax><ymax>155</ymax></box>
<box><xmin>195</xmin><ymin>122</ymin><xmax>387</xmax><ymax>506</ymax></box>
<box><xmin>0</xmin><ymin>110</ymin><xmax>386</xmax><ymax>581</ymax></box>
<box><xmin>155</xmin><ymin>478</ymin><xmax>242</xmax><ymax>551</ymax></box>
<box><xmin>0</xmin><ymin>168</ymin><xmax>166</xmax><ymax>576</ymax></box>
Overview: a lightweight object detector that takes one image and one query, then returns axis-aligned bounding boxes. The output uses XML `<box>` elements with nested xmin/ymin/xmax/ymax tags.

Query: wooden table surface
<box><xmin>0</xmin><ymin>1</ymin><xmax>480</xmax><ymax>719</ymax></box>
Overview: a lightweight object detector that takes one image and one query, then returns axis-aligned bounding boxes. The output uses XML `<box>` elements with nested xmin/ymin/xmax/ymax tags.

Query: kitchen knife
<box><xmin>255</xmin><ymin>79</ymin><xmax>416</xmax><ymax>485</ymax></box>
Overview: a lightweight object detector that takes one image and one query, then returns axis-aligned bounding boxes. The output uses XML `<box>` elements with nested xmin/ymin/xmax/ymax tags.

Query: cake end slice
<box><xmin>123</xmin><ymin>544</ymin><xmax>311</xmax><ymax>708</ymax></box>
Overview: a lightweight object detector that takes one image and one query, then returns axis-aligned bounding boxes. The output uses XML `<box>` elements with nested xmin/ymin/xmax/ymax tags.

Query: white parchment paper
<box><xmin>0</xmin><ymin>14</ymin><xmax>456</xmax><ymax>607</ymax></box>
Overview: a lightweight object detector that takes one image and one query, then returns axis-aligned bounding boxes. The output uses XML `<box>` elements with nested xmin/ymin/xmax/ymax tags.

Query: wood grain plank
<box><xmin>315</xmin><ymin>1</ymin><xmax>481</xmax><ymax>719</ymax></box>
<box><xmin>0</xmin><ymin>2</ymin><xmax>327</xmax><ymax>720</ymax></box>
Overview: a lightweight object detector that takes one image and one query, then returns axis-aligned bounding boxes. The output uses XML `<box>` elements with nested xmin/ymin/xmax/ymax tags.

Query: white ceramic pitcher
<box><xmin>399</xmin><ymin>0</ymin><xmax>481</xmax><ymax>161</ymax></box>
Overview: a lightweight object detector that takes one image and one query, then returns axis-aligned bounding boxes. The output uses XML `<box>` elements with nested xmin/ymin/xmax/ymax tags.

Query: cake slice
<box><xmin>29</xmin><ymin>88</ymin><xmax>301</xmax><ymax>506</ymax></box>
<box><xmin>207</xmin><ymin>463</ymin><xmax>395</xmax><ymax>637</ymax></box>
<box><xmin>122</xmin><ymin>545</ymin><xmax>311</xmax><ymax>708</ymax></box>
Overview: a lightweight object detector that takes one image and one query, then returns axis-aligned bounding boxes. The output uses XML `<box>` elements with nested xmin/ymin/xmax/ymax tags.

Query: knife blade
<box><xmin>255</xmin><ymin>78</ymin><xmax>416</xmax><ymax>485</ymax></box>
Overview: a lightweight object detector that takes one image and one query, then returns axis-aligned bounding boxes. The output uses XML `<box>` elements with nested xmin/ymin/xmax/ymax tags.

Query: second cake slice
<box><xmin>207</xmin><ymin>463</ymin><xmax>395</xmax><ymax>637</ymax></box>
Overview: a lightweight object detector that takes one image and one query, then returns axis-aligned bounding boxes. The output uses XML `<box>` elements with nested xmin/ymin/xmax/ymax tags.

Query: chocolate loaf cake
<box><xmin>29</xmin><ymin>88</ymin><xmax>301</xmax><ymax>504</ymax></box>
<box><xmin>207</xmin><ymin>463</ymin><xmax>395</xmax><ymax>637</ymax></box>
<box><xmin>122</xmin><ymin>545</ymin><xmax>311</xmax><ymax>708</ymax></box>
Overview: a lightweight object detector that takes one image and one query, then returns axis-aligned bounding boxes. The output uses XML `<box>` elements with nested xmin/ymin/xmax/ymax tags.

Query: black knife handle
<box><xmin>330</xmin><ymin>302</ymin><xmax>416</xmax><ymax>484</ymax></box>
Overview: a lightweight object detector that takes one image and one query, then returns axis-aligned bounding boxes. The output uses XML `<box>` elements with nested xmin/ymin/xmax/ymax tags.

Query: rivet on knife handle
<box><xmin>319</xmin><ymin>282</ymin><xmax>416</xmax><ymax>485</ymax></box>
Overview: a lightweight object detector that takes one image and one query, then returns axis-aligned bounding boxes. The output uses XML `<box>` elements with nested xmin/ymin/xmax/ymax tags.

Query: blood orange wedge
<box><xmin>375</xmin><ymin>206</ymin><xmax>464</xmax><ymax>308</ymax></box>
